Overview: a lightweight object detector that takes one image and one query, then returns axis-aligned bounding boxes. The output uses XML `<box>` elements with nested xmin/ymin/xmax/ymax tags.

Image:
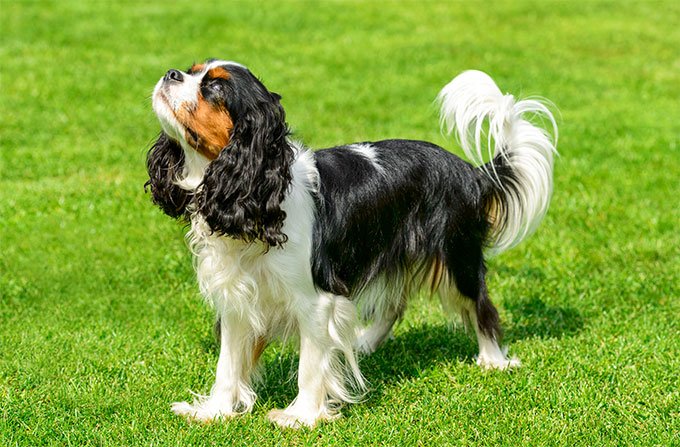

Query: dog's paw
<box><xmin>355</xmin><ymin>327</ymin><xmax>394</xmax><ymax>355</ymax></box>
<box><xmin>355</xmin><ymin>336</ymin><xmax>378</xmax><ymax>355</ymax></box>
<box><xmin>267</xmin><ymin>407</ymin><xmax>339</xmax><ymax>429</ymax></box>
<box><xmin>476</xmin><ymin>355</ymin><xmax>521</xmax><ymax>370</ymax></box>
<box><xmin>171</xmin><ymin>399</ymin><xmax>238</xmax><ymax>423</ymax></box>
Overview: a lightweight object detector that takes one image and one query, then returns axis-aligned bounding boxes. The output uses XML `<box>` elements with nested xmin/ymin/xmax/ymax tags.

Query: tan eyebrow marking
<box><xmin>189</xmin><ymin>63</ymin><xmax>205</xmax><ymax>74</ymax></box>
<box><xmin>206</xmin><ymin>66</ymin><xmax>230</xmax><ymax>80</ymax></box>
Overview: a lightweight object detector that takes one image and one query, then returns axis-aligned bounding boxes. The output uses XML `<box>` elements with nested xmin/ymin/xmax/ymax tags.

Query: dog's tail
<box><xmin>437</xmin><ymin>70</ymin><xmax>558</xmax><ymax>255</ymax></box>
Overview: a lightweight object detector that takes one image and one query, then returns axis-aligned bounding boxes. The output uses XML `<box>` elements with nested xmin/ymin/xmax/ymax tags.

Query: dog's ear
<box><xmin>198</xmin><ymin>90</ymin><xmax>294</xmax><ymax>249</ymax></box>
<box><xmin>145</xmin><ymin>132</ymin><xmax>191</xmax><ymax>218</ymax></box>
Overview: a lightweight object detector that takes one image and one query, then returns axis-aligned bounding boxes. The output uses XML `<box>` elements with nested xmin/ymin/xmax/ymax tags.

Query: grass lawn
<box><xmin>1</xmin><ymin>1</ymin><xmax>678</xmax><ymax>445</ymax></box>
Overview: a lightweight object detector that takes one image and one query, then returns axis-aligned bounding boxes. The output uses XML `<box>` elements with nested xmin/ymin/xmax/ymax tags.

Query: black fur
<box><xmin>147</xmin><ymin>62</ymin><xmax>517</xmax><ymax>341</ymax></box>
<box><xmin>145</xmin><ymin>132</ymin><xmax>191</xmax><ymax>218</ymax></box>
<box><xmin>311</xmin><ymin>139</ymin><xmax>503</xmax><ymax>339</ymax></box>
<box><xmin>197</xmin><ymin>66</ymin><xmax>295</xmax><ymax>248</ymax></box>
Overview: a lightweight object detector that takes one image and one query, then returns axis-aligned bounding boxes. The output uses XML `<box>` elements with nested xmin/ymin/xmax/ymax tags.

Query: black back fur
<box><xmin>312</xmin><ymin>139</ymin><xmax>488</xmax><ymax>296</ymax></box>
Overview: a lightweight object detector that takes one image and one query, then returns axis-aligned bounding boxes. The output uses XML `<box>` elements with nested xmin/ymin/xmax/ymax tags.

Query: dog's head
<box><xmin>146</xmin><ymin>60</ymin><xmax>294</xmax><ymax>248</ymax></box>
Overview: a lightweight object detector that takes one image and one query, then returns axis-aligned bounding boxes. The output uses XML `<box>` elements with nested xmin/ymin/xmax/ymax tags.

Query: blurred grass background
<box><xmin>1</xmin><ymin>1</ymin><xmax>678</xmax><ymax>445</ymax></box>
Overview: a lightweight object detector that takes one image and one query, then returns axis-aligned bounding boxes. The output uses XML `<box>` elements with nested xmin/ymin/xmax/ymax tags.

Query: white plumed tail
<box><xmin>437</xmin><ymin>70</ymin><xmax>558</xmax><ymax>255</ymax></box>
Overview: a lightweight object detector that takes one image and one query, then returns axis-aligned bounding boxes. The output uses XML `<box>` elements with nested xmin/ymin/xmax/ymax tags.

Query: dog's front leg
<box><xmin>268</xmin><ymin>330</ymin><xmax>334</xmax><ymax>428</ymax></box>
<box><xmin>172</xmin><ymin>313</ymin><xmax>260</xmax><ymax>422</ymax></box>
<box><xmin>268</xmin><ymin>293</ymin><xmax>364</xmax><ymax>428</ymax></box>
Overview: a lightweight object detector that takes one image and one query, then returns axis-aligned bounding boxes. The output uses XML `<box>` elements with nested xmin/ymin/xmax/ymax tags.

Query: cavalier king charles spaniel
<box><xmin>146</xmin><ymin>59</ymin><xmax>557</xmax><ymax>428</ymax></box>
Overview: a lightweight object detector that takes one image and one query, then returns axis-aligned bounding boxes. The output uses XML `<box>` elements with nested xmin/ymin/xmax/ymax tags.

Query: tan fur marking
<box><xmin>429</xmin><ymin>257</ymin><xmax>445</xmax><ymax>294</ymax></box>
<box><xmin>177</xmin><ymin>94</ymin><xmax>233</xmax><ymax>160</ymax></box>
<box><xmin>207</xmin><ymin>66</ymin><xmax>230</xmax><ymax>80</ymax></box>
<box><xmin>486</xmin><ymin>195</ymin><xmax>503</xmax><ymax>238</ymax></box>
<box><xmin>252</xmin><ymin>337</ymin><xmax>267</xmax><ymax>365</ymax></box>
<box><xmin>189</xmin><ymin>63</ymin><xmax>205</xmax><ymax>74</ymax></box>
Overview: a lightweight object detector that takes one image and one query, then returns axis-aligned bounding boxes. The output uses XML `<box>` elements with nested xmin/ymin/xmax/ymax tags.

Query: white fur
<box><xmin>437</xmin><ymin>70</ymin><xmax>558</xmax><ymax>255</ymax></box>
<box><xmin>172</xmin><ymin>144</ymin><xmax>366</xmax><ymax>427</ymax></box>
<box><xmin>206</xmin><ymin>59</ymin><xmax>246</xmax><ymax>70</ymax></box>
<box><xmin>475</xmin><ymin>333</ymin><xmax>521</xmax><ymax>370</ymax></box>
<box><xmin>349</xmin><ymin>143</ymin><xmax>383</xmax><ymax>172</ymax></box>
<box><xmin>177</xmin><ymin>147</ymin><xmax>210</xmax><ymax>191</ymax></box>
<box><xmin>172</xmin><ymin>314</ymin><xmax>259</xmax><ymax>420</ymax></box>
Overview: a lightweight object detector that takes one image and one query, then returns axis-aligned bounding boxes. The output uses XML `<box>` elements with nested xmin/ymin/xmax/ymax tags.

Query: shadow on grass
<box><xmin>360</xmin><ymin>324</ymin><xmax>477</xmax><ymax>384</ymax></box>
<box><xmin>491</xmin><ymin>263</ymin><xmax>585</xmax><ymax>341</ymax></box>
<box><xmin>198</xmin><ymin>294</ymin><xmax>584</xmax><ymax>410</ymax></box>
<box><xmin>504</xmin><ymin>295</ymin><xmax>584</xmax><ymax>341</ymax></box>
<box><xmin>252</xmin><ymin>323</ymin><xmax>478</xmax><ymax>410</ymax></box>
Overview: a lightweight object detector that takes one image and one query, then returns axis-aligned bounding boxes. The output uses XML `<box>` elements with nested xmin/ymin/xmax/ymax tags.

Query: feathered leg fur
<box><xmin>172</xmin><ymin>313</ymin><xmax>261</xmax><ymax>421</ymax></box>
<box><xmin>268</xmin><ymin>293</ymin><xmax>366</xmax><ymax>428</ymax></box>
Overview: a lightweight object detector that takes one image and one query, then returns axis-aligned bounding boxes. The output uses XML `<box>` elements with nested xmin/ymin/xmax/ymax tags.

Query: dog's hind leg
<box><xmin>355</xmin><ymin>308</ymin><xmax>400</xmax><ymax>355</ymax></box>
<box><xmin>354</xmin><ymin>276</ymin><xmax>406</xmax><ymax>354</ymax></box>
<box><xmin>471</xmin><ymin>280</ymin><xmax>520</xmax><ymax>370</ymax></box>
<box><xmin>441</xmin><ymin>238</ymin><xmax>520</xmax><ymax>370</ymax></box>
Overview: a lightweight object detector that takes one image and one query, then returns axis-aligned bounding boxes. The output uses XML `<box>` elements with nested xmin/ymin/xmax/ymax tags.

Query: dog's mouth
<box><xmin>153</xmin><ymin>86</ymin><xmax>175</xmax><ymax>114</ymax></box>
<box><xmin>152</xmin><ymin>82</ymin><xmax>191</xmax><ymax>143</ymax></box>
<box><xmin>155</xmin><ymin>88</ymin><xmax>169</xmax><ymax>105</ymax></box>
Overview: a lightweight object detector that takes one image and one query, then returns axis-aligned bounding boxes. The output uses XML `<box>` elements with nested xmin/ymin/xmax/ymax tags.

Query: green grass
<box><xmin>1</xmin><ymin>1</ymin><xmax>679</xmax><ymax>445</ymax></box>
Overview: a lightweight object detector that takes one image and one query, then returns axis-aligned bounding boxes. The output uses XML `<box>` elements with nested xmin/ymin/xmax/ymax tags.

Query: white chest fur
<box><xmin>183</xmin><ymin>147</ymin><xmax>320</xmax><ymax>337</ymax></box>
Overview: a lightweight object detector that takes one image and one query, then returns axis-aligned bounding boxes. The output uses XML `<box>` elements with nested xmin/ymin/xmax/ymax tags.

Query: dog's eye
<box><xmin>203</xmin><ymin>79</ymin><xmax>224</xmax><ymax>92</ymax></box>
<box><xmin>201</xmin><ymin>80</ymin><xmax>228</xmax><ymax>104</ymax></box>
<box><xmin>201</xmin><ymin>80</ymin><xmax>215</xmax><ymax>92</ymax></box>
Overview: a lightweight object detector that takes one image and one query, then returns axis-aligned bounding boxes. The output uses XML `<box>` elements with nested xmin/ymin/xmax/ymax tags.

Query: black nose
<box><xmin>164</xmin><ymin>69</ymin><xmax>184</xmax><ymax>82</ymax></box>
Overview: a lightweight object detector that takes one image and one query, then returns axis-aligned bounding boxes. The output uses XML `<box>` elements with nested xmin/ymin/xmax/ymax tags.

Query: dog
<box><xmin>146</xmin><ymin>59</ymin><xmax>557</xmax><ymax>428</ymax></box>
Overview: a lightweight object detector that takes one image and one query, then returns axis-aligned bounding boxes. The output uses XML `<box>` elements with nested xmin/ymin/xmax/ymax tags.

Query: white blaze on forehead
<box><xmin>205</xmin><ymin>60</ymin><xmax>245</xmax><ymax>71</ymax></box>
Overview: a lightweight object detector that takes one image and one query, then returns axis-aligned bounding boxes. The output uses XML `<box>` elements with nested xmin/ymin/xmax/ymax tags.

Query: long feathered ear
<box><xmin>197</xmin><ymin>89</ymin><xmax>294</xmax><ymax>248</ymax></box>
<box><xmin>144</xmin><ymin>132</ymin><xmax>191</xmax><ymax>218</ymax></box>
